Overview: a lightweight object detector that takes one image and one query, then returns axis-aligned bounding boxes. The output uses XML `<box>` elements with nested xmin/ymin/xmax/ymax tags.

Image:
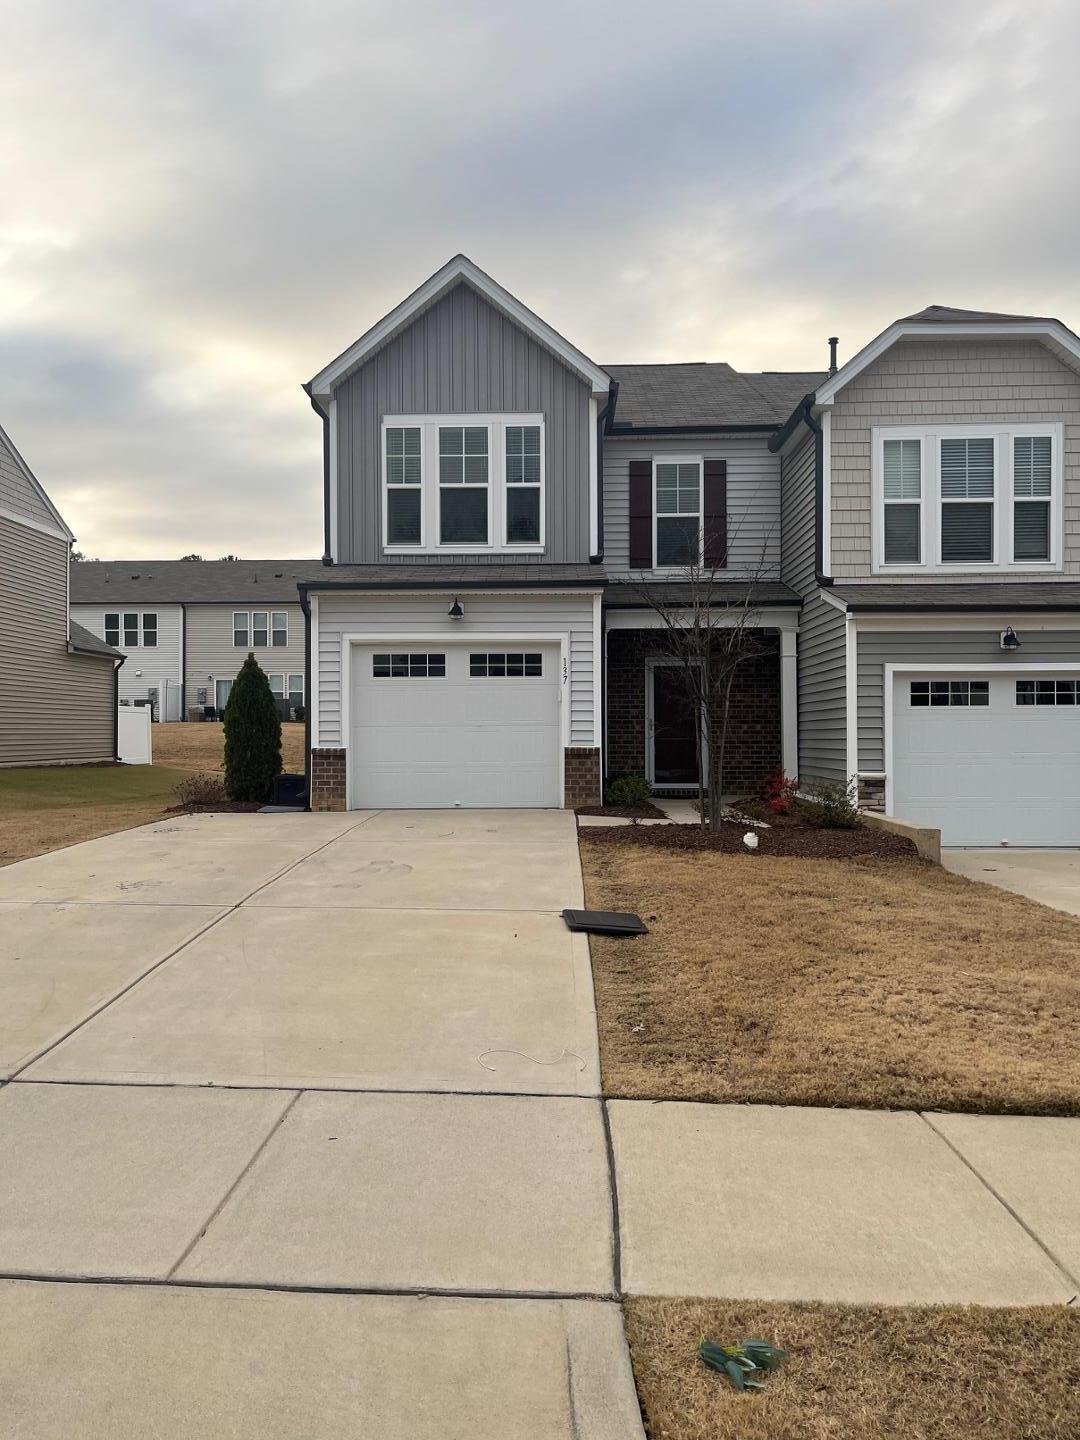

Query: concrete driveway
<box><xmin>0</xmin><ymin>809</ymin><xmax>642</xmax><ymax>1440</ymax></box>
<box><xmin>943</xmin><ymin>847</ymin><xmax>1080</xmax><ymax>916</ymax></box>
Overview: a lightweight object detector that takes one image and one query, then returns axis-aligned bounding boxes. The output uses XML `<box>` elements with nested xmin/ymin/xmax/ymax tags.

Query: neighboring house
<box><xmin>0</xmin><ymin>423</ymin><xmax>123</xmax><ymax>767</ymax></box>
<box><xmin>70</xmin><ymin>560</ymin><xmax>320</xmax><ymax>720</ymax></box>
<box><xmin>299</xmin><ymin>258</ymin><xmax>1080</xmax><ymax>846</ymax></box>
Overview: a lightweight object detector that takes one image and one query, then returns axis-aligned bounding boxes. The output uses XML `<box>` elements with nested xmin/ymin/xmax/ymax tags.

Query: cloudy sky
<box><xmin>2</xmin><ymin>0</ymin><xmax>1077</xmax><ymax>558</ymax></box>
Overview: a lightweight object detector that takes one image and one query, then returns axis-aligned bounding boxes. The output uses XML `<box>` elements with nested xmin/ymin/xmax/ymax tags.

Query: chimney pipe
<box><xmin>828</xmin><ymin>337</ymin><xmax>839</xmax><ymax>375</ymax></box>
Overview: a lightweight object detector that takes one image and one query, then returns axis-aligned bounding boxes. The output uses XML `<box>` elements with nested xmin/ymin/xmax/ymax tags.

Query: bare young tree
<box><xmin>628</xmin><ymin>509</ymin><xmax>777</xmax><ymax>831</ymax></box>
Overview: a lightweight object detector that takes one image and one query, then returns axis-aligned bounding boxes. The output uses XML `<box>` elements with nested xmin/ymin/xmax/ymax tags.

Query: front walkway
<box><xmin>0</xmin><ymin>812</ymin><xmax>1077</xmax><ymax>1436</ymax></box>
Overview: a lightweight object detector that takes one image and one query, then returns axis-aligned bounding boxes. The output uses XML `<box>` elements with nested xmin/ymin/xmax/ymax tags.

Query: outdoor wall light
<box><xmin>1000</xmin><ymin>626</ymin><xmax>1021</xmax><ymax>651</ymax></box>
<box><xmin>448</xmin><ymin>597</ymin><xmax>465</xmax><ymax>619</ymax></box>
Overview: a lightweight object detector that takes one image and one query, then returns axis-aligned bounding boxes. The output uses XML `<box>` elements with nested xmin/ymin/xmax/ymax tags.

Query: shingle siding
<box><xmin>830</xmin><ymin>339</ymin><xmax>1080</xmax><ymax>579</ymax></box>
<box><xmin>0</xmin><ymin>427</ymin><xmax>60</xmax><ymax>530</ymax></box>
<box><xmin>603</xmin><ymin>433</ymin><xmax>781</xmax><ymax>578</ymax></box>
<box><xmin>0</xmin><ymin>516</ymin><xmax>115</xmax><ymax>766</ymax></box>
<box><xmin>335</xmin><ymin>282</ymin><xmax>592</xmax><ymax>565</ymax></box>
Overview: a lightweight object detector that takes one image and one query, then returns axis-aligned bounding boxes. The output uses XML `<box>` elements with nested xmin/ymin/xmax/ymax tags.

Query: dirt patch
<box><xmin>625</xmin><ymin>1297</ymin><xmax>1080</xmax><ymax>1440</ymax></box>
<box><xmin>576</xmin><ymin>802</ymin><xmax>669</xmax><ymax>819</ymax></box>
<box><xmin>580</xmin><ymin>817</ymin><xmax>916</xmax><ymax>859</ymax></box>
<box><xmin>151</xmin><ymin>722</ymin><xmax>306</xmax><ymax>774</ymax></box>
<box><xmin>580</xmin><ymin>841</ymin><xmax>1080</xmax><ymax>1113</ymax></box>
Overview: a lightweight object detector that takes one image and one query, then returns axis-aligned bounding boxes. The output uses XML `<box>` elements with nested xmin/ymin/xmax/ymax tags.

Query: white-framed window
<box><xmin>105</xmin><ymin>611</ymin><xmax>157</xmax><ymax>648</ymax></box>
<box><xmin>381</xmin><ymin>413</ymin><xmax>545</xmax><ymax>554</ymax></box>
<box><xmin>653</xmin><ymin>458</ymin><xmax>702</xmax><ymax>569</ymax></box>
<box><xmin>873</xmin><ymin>424</ymin><xmax>1063</xmax><ymax>573</ymax></box>
<box><xmin>269</xmin><ymin>673</ymin><xmax>306</xmax><ymax>709</ymax></box>
<box><xmin>233</xmin><ymin>611</ymin><xmax>287</xmax><ymax>647</ymax></box>
<box><xmin>505</xmin><ymin>424</ymin><xmax>542</xmax><ymax>543</ymax></box>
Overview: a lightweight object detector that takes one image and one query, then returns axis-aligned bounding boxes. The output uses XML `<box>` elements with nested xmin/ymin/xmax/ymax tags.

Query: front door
<box><xmin>650</xmin><ymin>665</ymin><xmax>700</xmax><ymax>786</ymax></box>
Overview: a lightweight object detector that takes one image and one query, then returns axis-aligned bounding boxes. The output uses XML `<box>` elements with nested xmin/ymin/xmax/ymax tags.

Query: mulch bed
<box><xmin>576</xmin><ymin>802</ymin><xmax>669</xmax><ymax>819</ymax></box>
<box><xmin>579</xmin><ymin>816</ymin><xmax>917</xmax><ymax>860</ymax></box>
<box><xmin>167</xmin><ymin>802</ymin><xmax>264</xmax><ymax>814</ymax></box>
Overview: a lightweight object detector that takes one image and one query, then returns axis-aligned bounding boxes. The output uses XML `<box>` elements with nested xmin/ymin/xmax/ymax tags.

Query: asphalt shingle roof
<box><xmin>831</xmin><ymin>582</ymin><xmax>1080</xmax><ymax>612</ymax></box>
<box><xmin>68</xmin><ymin>620</ymin><xmax>124</xmax><ymax>659</ymax></box>
<box><xmin>604</xmin><ymin>363</ymin><xmax>826</xmax><ymax>430</ymax></box>
<box><xmin>301</xmin><ymin>563</ymin><xmax>604</xmax><ymax>591</ymax></box>
<box><xmin>899</xmin><ymin>304</ymin><xmax>1060</xmax><ymax>325</ymax></box>
<box><xmin>70</xmin><ymin>559</ymin><xmax>325</xmax><ymax>604</ymax></box>
<box><xmin>603</xmin><ymin>581</ymin><xmax>800</xmax><ymax>609</ymax></box>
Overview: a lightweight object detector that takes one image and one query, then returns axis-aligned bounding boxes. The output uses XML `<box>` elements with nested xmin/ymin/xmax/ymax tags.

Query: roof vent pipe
<box><xmin>828</xmin><ymin>337</ymin><xmax>839</xmax><ymax>375</ymax></box>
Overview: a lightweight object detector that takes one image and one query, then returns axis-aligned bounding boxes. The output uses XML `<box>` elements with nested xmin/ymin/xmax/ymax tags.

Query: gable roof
<box><xmin>306</xmin><ymin>255</ymin><xmax>610</xmax><ymax>401</ymax></box>
<box><xmin>0</xmin><ymin>421</ymin><xmax>74</xmax><ymax>540</ymax></box>
<box><xmin>604</xmin><ymin>363</ymin><xmax>826</xmax><ymax>431</ymax></box>
<box><xmin>815</xmin><ymin>306</ymin><xmax>1080</xmax><ymax>408</ymax></box>
<box><xmin>70</xmin><ymin>558</ymin><xmax>324</xmax><ymax>605</ymax></box>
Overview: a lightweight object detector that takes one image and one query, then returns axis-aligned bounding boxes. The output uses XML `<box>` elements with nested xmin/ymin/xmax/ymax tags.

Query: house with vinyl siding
<box><xmin>296</xmin><ymin>258</ymin><xmax>1080</xmax><ymax>848</ymax></box>
<box><xmin>0</xmin><ymin>423</ymin><xmax>122</xmax><ymax>767</ymax></box>
<box><xmin>70</xmin><ymin>559</ymin><xmax>322</xmax><ymax>721</ymax></box>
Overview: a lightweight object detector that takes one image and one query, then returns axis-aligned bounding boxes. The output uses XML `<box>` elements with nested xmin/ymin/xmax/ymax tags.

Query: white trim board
<box><xmin>0</xmin><ymin>503</ymin><xmax>71</xmax><ymax>543</ymax></box>
<box><xmin>816</xmin><ymin>319</ymin><xmax>1080</xmax><ymax>407</ymax></box>
<box><xmin>850</xmin><ymin>613</ymin><xmax>1080</xmax><ymax>632</ymax></box>
<box><xmin>882</xmin><ymin>660</ymin><xmax>1080</xmax><ymax>815</ymax></box>
<box><xmin>308</xmin><ymin>255</ymin><xmax>610</xmax><ymax>399</ymax></box>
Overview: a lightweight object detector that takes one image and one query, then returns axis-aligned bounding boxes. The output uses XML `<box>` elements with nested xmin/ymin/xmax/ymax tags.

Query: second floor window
<box><xmin>439</xmin><ymin>426</ymin><xmax>489</xmax><ymax>544</ymax></box>
<box><xmin>233</xmin><ymin>610</ymin><xmax>288</xmax><ymax>647</ymax></box>
<box><xmin>105</xmin><ymin>612</ymin><xmax>157</xmax><ymax>648</ymax></box>
<box><xmin>382</xmin><ymin>414</ymin><xmax>545</xmax><ymax>553</ymax></box>
<box><xmin>874</xmin><ymin>425</ymin><xmax>1061</xmax><ymax>572</ymax></box>
<box><xmin>654</xmin><ymin>461</ymin><xmax>701</xmax><ymax>567</ymax></box>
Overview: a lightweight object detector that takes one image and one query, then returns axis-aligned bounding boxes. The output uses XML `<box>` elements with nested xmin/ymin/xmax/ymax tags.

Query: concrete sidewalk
<box><xmin>2</xmin><ymin>811</ymin><xmax>1079</xmax><ymax>1438</ymax></box>
<box><xmin>943</xmin><ymin>847</ymin><xmax>1080</xmax><ymax>917</ymax></box>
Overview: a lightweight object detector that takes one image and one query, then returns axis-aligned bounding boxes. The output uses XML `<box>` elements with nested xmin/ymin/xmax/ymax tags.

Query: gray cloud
<box><xmin>1</xmin><ymin>0</ymin><xmax>1077</xmax><ymax>555</ymax></box>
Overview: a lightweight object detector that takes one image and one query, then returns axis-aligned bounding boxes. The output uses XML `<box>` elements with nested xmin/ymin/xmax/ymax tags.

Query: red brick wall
<box><xmin>564</xmin><ymin>747</ymin><xmax>601</xmax><ymax>808</ymax></box>
<box><xmin>605</xmin><ymin>628</ymin><xmax>781</xmax><ymax>796</ymax></box>
<box><xmin>310</xmin><ymin>748</ymin><xmax>347</xmax><ymax>811</ymax></box>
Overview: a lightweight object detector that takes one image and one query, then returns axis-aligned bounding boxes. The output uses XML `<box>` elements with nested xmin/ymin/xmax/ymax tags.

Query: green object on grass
<box><xmin>699</xmin><ymin>1336</ymin><xmax>788</xmax><ymax>1392</ymax></box>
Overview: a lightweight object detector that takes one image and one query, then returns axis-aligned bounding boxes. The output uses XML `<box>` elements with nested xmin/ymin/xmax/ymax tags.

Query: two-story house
<box><xmin>0</xmin><ymin>421</ymin><xmax>123</xmax><ymax>767</ymax></box>
<box><xmin>300</xmin><ymin>258</ymin><xmax>1080</xmax><ymax>847</ymax></box>
<box><xmin>70</xmin><ymin>560</ymin><xmax>320</xmax><ymax>720</ymax></box>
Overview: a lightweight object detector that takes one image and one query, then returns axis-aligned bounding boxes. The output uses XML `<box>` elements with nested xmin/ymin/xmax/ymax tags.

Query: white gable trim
<box><xmin>307</xmin><ymin>255</ymin><xmax>611</xmax><ymax>400</ymax></box>
<box><xmin>815</xmin><ymin>320</ymin><xmax>1080</xmax><ymax>408</ymax></box>
<box><xmin>0</xmin><ymin>423</ymin><xmax>74</xmax><ymax>540</ymax></box>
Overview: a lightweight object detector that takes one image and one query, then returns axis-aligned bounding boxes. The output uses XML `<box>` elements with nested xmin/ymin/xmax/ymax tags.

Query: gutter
<box><xmin>593</xmin><ymin>382</ymin><xmax>617</xmax><ymax>561</ymax></box>
<box><xmin>608</xmin><ymin>422</ymin><xmax>780</xmax><ymax>437</ymax></box>
<box><xmin>303</xmin><ymin>382</ymin><xmax>333</xmax><ymax>567</ymax></box>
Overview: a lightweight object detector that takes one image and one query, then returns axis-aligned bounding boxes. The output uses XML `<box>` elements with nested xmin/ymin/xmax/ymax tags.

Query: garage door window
<box><xmin>910</xmin><ymin>680</ymin><xmax>989</xmax><ymax>707</ymax></box>
<box><xmin>1016</xmin><ymin>679</ymin><xmax>1079</xmax><ymax>706</ymax></box>
<box><xmin>470</xmin><ymin>652</ymin><xmax>542</xmax><ymax>677</ymax></box>
<box><xmin>372</xmin><ymin>653</ymin><xmax>446</xmax><ymax>678</ymax></box>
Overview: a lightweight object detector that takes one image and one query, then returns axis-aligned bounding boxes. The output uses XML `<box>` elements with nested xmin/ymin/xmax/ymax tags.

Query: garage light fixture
<box><xmin>1000</xmin><ymin>626</ymin><xmax>1021</xmax><ymax>651</ymax></box>
<box><xmin>448</xmin><ymin>597</ymin><xmax>465</xmax><ymax>619</ymax></box>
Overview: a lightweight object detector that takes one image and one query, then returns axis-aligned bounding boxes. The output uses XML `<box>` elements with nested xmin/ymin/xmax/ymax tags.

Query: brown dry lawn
<box><xmin>625</xmin><ymin>1297</ymin><xmax>1080</xmax><ymax>1440</ymax></box>
<box><xmin>581</xmin><ymin>840</ymin><xmax>1080</xmax><ymax>1113</ymax></box>
<box><xmin>0</xmin><ymin>723</ymin><xmax>306</xmax><ymax>866</ymax></box>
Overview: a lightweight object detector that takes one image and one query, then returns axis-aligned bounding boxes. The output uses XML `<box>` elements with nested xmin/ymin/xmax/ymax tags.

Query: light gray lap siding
<box><xmin>335</xmin><ymin>282</ymin><xmax>592</xmax><ymax>565</ymax></box>
<box><xmin>314</xmin><ymin>590</ymin><xmax>597</xmax><ymax>748</ymax></box>
<box><xmin>0</xmin><ymin>517</ymin><xmax>115</xmax><ymax>766</ymax></box>
<box><xmin>603</xmin><ymin>433</ymin><xmax>780</xmax><ymax>577</ymax></box>
<box><xmin>71</xmin><ymin>603</ymin><xmax>183</xmax><ymax>718</ymax></box>
<box><xmin>780</xmin><ymin>429</ymin><xmax>816</xmax><ymax>592</ymax></box>
<box><xmin>856</xmin><ymin>628</ymin><xmax>1080</xmax><ymax>771</ymax></box>
<box><xmin>184</xmin><ymin>603</ymin><xmax>307</xmax><ymax>710</ymax></box>
<box><xmin>830</xmin><ymin>339</ymin><xmax>1080</xmax><ymax>579</ymax></box>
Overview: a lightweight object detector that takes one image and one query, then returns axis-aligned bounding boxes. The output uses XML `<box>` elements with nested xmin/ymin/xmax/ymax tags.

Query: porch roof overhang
<box><xmin>831</xmin><ymin>582</ymin><xmax>1080</xmax><ymax>613</ymax></box>
<box><xmin>602</xmin><ymin>581</ymin><xmax>801</xmax><ymax>610</ymax></box>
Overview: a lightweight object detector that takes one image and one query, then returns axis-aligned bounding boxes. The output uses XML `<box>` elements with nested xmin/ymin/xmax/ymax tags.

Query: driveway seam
<box><xmin>918</xmin><ymin>1111</ymin><xmax>1080</xmax><ymax>1297</ymax></box>
<box><xmin>7</xmin><ymin>815</ymin><xmax>380</xmax><ymax>1082</ymax></box>
<box><xmin>165</xmin><ymin>1090</ymin><xmax>302</xmax><ymax>1280</ymax></box>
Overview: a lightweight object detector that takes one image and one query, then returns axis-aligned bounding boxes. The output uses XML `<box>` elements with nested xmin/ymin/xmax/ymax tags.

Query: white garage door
<box><xmin>892</xmin><ymin>671</ymin><xmax>1080</xmax><ymax>846</ymax></box>
<box><xmin>349</xmin><ymin>644</ymin><xmax>562</xmax><ymax>809</ymax></box>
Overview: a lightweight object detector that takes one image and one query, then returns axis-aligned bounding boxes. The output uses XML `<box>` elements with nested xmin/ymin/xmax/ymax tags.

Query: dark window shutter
<box><xmin>628</xmin><ymin>460</ymin><xmax>653</xmax><ymax>568</ymax></box>
<box><xmin>703</xmin><ymin>459</ymin><xmax>727</xmax><ymax>568</ymax></box>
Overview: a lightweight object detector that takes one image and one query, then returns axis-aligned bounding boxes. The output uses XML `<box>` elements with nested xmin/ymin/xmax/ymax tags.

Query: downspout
<box><xmin>299</xmin><ymin>585</ymin><xmax>312</xmax><ymax>809</ymax></box>
<box><xmin>593</xmin><ymin>381</ymin><xmax>617</xmax><ymax>563</ymax></box>
<box><xmin>802</xmin><ymin>401</ymin><xmax>832</xmax><ymax>587</ymax></box>
<box><xmin>180</xmin><ymin>602</ymin><xmax>187</xmax><ymax>720</ymax></box>
<box><xmin>303</xmin><ymin>383</ymin><xmax>333</xmax><ymax>567</ymax></box>
<box><xmin>112</xmin><ymin>655</ymin><xmax>125</xmax><ymax>761</ymax></box>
